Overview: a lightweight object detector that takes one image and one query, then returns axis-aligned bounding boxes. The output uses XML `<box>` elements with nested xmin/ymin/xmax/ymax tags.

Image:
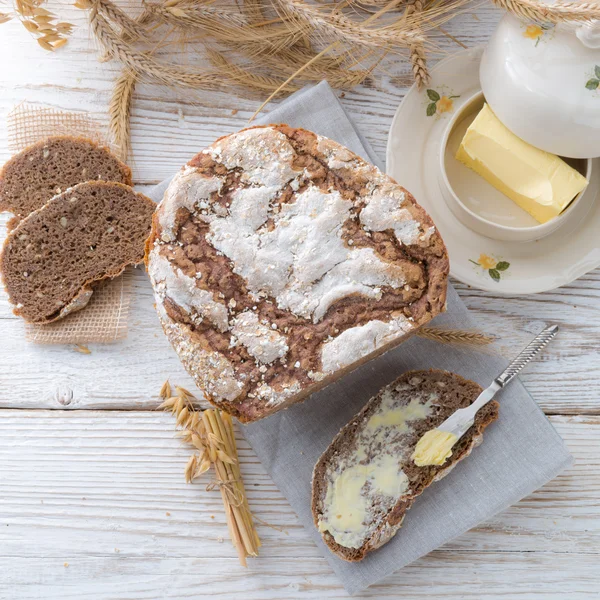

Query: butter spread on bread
<box><xmin>412</xmin><ymin>429</ymin><xmax>458</xmax><ymax>466</ymax></box>
<box><xmin>312</xmin><ymin>370</ymin><xmax>498</xmax><ymax>560</ymax></box>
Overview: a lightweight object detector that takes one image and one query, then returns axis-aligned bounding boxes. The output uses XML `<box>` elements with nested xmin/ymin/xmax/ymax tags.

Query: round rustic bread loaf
<box><xmin>146</xmin><ymin>124</ymin><xmax>449</xmax><ymax>422</ymax></box>
<box><xmin>0</xmin><ymin>136</ymin><xmax>132</xmax><ymax>227</ymax></box>
<box><xmin>1</xmin><ymin>181</ymin><xmax>155</xmax><ymax>324</ymax></box>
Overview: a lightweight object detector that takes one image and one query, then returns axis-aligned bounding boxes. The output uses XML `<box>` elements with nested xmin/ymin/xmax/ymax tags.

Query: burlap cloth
<box><xmin>4</xmin><ymin>103</ymin><xmax>134</xmax><ymax>344</ymax></box>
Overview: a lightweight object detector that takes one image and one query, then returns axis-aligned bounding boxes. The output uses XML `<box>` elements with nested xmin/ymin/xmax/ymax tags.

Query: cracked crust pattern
<box><xmin>146</xmin><ymin>125</ymin><xmax>449</xmax><ymax>422</ymax></box>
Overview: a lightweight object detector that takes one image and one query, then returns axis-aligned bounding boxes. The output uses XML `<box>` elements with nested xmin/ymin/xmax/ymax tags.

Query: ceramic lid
<box><xmin>480</xmin><ymin>14</ymin><xmax>600</xmax><ymax>159</ymax></box>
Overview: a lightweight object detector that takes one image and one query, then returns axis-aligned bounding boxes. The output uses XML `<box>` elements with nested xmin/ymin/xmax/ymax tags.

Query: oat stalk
<box><xmin>159</xmin><ymin>381</ymin><xmax>260</xmax><ymax>566</ymax></box>
<box><xmin>4</xmin><ymin>0</ymin><xmax>74</xmax><ymax>50</ymax></box>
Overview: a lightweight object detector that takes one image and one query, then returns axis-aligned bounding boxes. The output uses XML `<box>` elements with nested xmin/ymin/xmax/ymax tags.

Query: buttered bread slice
<box><xmin>312</xmin><ymin>369</ymin><xmax>498</xmax><ymax>561</ymax></box>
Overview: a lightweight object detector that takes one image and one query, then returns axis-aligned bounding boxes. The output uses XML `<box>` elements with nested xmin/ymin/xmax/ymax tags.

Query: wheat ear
<box><xmin>251</xmin><ymin>0</ymin><xmax>403</xmax><ymax>119</ymax></box>
<box><xmin>145</xmin><ymin>2</ymin><xmax>302</xmax><ymax>51</ymax></box>
<box><xmin>109</xmin><ymin>69</ymin><xmax>136</xmax><ymax>161</ymax></box>
<box><xmin>206</xmin><ymin>50</ymin><xmax>300</xmax><ymax>95</ymax></box>
<box><xmin>94</xmin><ymin>0</ymin><xmax>143</xmax><ymax>39</ymax></box>
<box><xmin>492</xmin><ymin>0</ymin><xmax>600</xmax><ymax>23</ymax></box>
<box><xmin>416</xmin><ymin>327</ymin><xmax>495</xmax><ymax>348</ymax></box>
<box><xmin>405</xmin><ymin>0</ymin><xmax>429</xmax><ymax>88</ymax></box>
<box><xmin>278</xmin><ymin>0</ymin><xmax>424</xmax><ymax>50</ymax></box>
<box><xmin>89</xmin><ymin>7</ymin><xmax>223</xmax><ymax>90</ymax></box>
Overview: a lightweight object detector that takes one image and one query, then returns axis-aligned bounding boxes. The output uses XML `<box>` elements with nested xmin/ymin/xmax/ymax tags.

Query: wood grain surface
<box><xmin>0</xmin><ymin>1</ymin><xmax>598</xmax><ymax>598</ymax></box>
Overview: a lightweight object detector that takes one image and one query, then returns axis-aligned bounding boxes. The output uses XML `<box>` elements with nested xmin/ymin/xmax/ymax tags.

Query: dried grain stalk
<box><xmin>146</xmin><ymin>2</ymin><xmax>305</xmax><ymax>52</ymax></box>
<box><xmin>250</xmin><ymin>0</ymin><xmax>407</xmax><ymax>119</ymax></box>
<box><xmin>492</xmin><ymin>0</ymin><xmax>600</xmax><ymax>23</ymax></box>
<box><xmin>94</xmin><ymin>0</ymin><xmax>144</xmax><ymax>40</ymax></box>
<box><xmin>3</xmin><ymin>0</ymin><xmax>74</xmax><ymax>50</ymax></box>
<box><xmin>77</xmin><ymin>0</ymin><xmax>590</xmax><ymax>160</ymax></box>
<box><xmin>416</xmin><ymin>327</ymin><xmax>495</xmax><ymax>348</ymax></box>
<box><xmin>405</xmin><ymin>0</ymin><xmax>429</xmax><ymax>89</ymax></box>
<box><xmin>159</xmin><ymin>381</ymin><xmax>260</xmax><ymax>566</ymax></box>
<box><xmin>109</xmin><ymin>69</ymin><xmax>136</xmax><ymax>161</ymax></box>
<box><xmin>90</xmin><ymin>6</ymin><xmax>224</xmax><ymax>90</ymax></box>
<box><xmin>276</xmin><ymin>0</ymin><xmax>425</xmax><ymax>50</ymax></box>
<box><xmin>206</xmin><ymin>50</ymin><xmax>300</xmax><ymax>96</ymax></box>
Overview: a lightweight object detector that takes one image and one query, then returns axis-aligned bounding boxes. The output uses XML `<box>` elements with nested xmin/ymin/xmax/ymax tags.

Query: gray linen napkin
<box><xmin>147</xmin><ymin>81</ymin><xmax>573</xmax><ymax>596</ymax></box>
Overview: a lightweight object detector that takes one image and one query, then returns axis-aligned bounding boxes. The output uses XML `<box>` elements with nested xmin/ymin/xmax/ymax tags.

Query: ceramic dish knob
<box><xmin>480</xmin><ymin>14</ymin><xmax>600</xmax><ymax>159</ymax></box>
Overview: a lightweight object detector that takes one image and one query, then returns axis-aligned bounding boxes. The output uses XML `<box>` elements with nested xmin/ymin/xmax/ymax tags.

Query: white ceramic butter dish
<box><xmin>387</xmin><ymin>47</ymin><xmax>600</xmax><ymax>294</ymax></box>
<box><xmin>481</xmin><ymin>13</ymin><xmax>600</xmax><ymax>159</ymax></box>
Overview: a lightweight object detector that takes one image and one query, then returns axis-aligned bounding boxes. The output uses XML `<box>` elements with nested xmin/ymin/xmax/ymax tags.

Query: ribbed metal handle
<box><xmin>495</xmin><ymin>325</ymin><xmax>559</xmax><ymax>388</ymax></box>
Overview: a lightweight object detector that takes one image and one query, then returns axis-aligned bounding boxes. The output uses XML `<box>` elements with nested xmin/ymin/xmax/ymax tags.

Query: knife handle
<box><xmin>495</xmin><ymin>325</ymin><xmax>559</xmax><ymax>388</ymax></box>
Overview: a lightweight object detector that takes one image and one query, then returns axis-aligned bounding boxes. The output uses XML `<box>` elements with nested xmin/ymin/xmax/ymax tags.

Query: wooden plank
<box><xmin>0</xmin><ymin>5</ymin><xmax>504</xmax><ymax>183</ymax></box>
<box><xmin>0</xmin><ymin>411</ymin><xmax>596</xmax><ymax>558</ymax></box>
<box><xmin>1</xmin><ymin>554</ymin><xmax>598</xmax><ymax>600</ymax></box>
<box><xmin>0</xmin><ymin>411</ymin><xmax>596</xmax><ymax>598</ymax></box>
<box><xmin>0</xmin><ymin>267</ymin><xmax>598</xmax><ymax>413</ymax></box>
<box><xmin>0</xmin><ymin>1</ymin><xmax>596</xmax><ymax>597</ymax></box>
<box><xmin>0</xmin><ymin>3</ymin><xmax>597</xmax><ymax>415</ymax></box>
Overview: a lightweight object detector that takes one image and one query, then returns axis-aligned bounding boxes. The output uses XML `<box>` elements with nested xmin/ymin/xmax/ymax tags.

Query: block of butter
<box><xmin>456</xmin><ymin>103</ymin><xmax>588</xmax><ymax>224</ymax></box>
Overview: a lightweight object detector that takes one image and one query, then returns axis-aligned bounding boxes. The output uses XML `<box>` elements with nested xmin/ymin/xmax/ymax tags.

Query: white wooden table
<box><xmin>1</xmin><ymin>3</ymin><xmax>599</xmax><ymax>598</ymax></box>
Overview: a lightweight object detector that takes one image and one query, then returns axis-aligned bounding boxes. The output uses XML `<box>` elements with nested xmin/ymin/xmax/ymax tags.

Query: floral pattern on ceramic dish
<box><xmin>522</xmin><ymin>22</ymin><xmax>554</xmax><ymax>46</ymax></box>
<box><xmin>469</xmin><ymin>254</ymin><xmax>510</xmax><ymax>282</ymax></box>
<box><xmin>585</xmin><ymin>65</ymin><xmax>600</xmax><ymax>92</ymax></box>
<box><xmin>425</xmin><ymin>88</ymin><xmax>459</xmax><ymax>117</ymax></box>
<box><xmin>387</xmin><ymin>47</ymin><xmax>600</xmax><ymax>295</ymax></box>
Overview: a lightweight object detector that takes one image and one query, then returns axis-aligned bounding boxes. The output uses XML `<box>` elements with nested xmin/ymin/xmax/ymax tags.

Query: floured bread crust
<box><xmin>146</xmin><ymin>125</ymin><xmax>449</xmax><ymax>422</ymax></box>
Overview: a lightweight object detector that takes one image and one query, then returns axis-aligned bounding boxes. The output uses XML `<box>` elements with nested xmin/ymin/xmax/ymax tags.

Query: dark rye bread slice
<box><xmin>0</xmin><ymin>136</ymin><xmax>132</xmax><ymax>227</ymax></box>
<box><xmin>312</xmin><ymin>369</ymin><xmax>499</xmax><ymax>561</ymax></box>
<box><xmin>1</xmin><ymin>182</ymin><xmax>155</xmax><ymax>324</ymax></box>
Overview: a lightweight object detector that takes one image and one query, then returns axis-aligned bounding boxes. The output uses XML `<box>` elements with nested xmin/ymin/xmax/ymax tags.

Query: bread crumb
<box><xmin>63</xmin><ymin>562</ymin><xmax>69</xmax><ymax>568</ymax></box>
<box><xmin>231</xmin><ymin>109</ymin><xmax>238</xmax><ymax>115</ymax></box>
<box><xmin>74</xmin><ymin>344</ymin><xmax>91</xmax><ymax>354</ymax></box>
<box><xmin>166</xmin><ymin>512</ymin><xmax>171</xmax><ymax>516</ymax></box>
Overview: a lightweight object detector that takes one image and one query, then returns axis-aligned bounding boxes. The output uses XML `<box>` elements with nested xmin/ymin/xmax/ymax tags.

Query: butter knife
<box><xmin>426</xmin><ymin>324</ymin><xmax>559</xmax><ymax>444</ymax></box>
